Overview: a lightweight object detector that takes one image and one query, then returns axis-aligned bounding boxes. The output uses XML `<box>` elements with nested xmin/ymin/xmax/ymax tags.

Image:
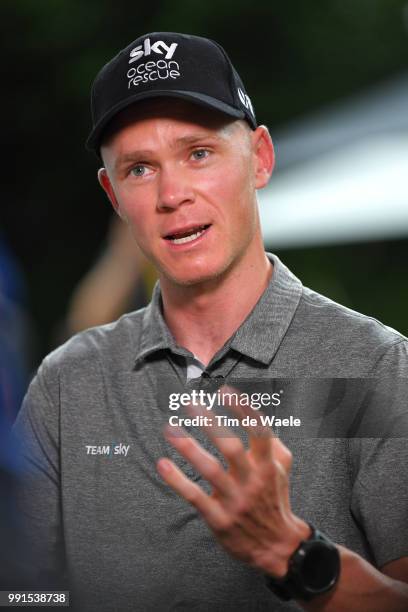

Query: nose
<box><xmin>157</xmin><ymin>165</ymin><xmax>195</xmax><ymax>211</ymax></box>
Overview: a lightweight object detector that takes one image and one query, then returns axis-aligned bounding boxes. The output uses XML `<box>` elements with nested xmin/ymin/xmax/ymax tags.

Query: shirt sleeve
<box><xmin>349</xmin><ymin>339</ymin><xmax>408</xmax><ymax>568</ymax></box>
<box><xmin>12</xmin><ymin>357</ymin><xmax>67</xmax><ymax>589</ymax></box>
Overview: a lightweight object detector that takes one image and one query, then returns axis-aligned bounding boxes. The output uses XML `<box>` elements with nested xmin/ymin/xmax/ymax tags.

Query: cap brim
<box><xmin>86</xmin><ymin>89</ymin><xmax>252</xmax><ymax>155</ymax></box>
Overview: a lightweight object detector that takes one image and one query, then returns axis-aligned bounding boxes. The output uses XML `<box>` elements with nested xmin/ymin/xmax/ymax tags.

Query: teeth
<box><xmin>170</xmin><ymin>227</ymin><xmax>206</xmax><ymax>244</ymax></box>
<box><xmin>171</xmin><ymin>228</ymin><xmax>205</xmax><ymax>245</ymax></box>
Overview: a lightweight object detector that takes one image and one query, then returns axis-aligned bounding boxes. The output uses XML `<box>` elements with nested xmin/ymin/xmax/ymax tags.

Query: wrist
<box><xmin>262</xmin><ymin>516</ymin><xmax>312</xmax><ymax>578</ymax></box>
<box><xmin>265</xmin><ymin>523</ymin><xmax>341</xmax><ymax>603</ymax></box>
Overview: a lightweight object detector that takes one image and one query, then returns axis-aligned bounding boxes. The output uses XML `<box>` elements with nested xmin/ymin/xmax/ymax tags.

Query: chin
<box><xmin>162</xmin><ymin>258</ymin><xmax>233</xmax><ymax>288</ymax></box>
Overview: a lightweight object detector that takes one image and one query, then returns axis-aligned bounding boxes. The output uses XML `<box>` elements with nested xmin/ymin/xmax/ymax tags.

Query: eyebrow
<box><xmin>115</xmin><ymin>151</ymin><xmax>154</xmax><ymax>172</ymax></box>
<box><xmin>114</xmin><ymin>133</ymin><xmax>224</xmax><ymax>172</ymax></box>
<box><xmin>173</xmin><ymin>133</ymin><xmax>224</xmax><ymax>146</ymax></box>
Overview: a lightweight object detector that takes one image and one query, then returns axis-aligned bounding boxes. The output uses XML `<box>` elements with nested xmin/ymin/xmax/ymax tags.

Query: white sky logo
<box><xmin>129</xmin><ymin>38</ymin><xmax>178</xmax><ymax>64</ymax></box>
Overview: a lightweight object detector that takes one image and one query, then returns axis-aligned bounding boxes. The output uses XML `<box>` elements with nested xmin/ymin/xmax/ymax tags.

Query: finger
<box><xmin>216</xmin><ymin>388</ymin><xmax>286</xmax><ymax>466</ymax></box>
<box><xmin>271</xmin><ymin>436</ymin><xmax>293</xmax><ymax>475</ymax></box>
<box><xmin>214</xmin><ymin>385</ymin><xmax>274</xmax><ymax>463</ymax></box>
<box><xmin>184</xmin><ymin>403</ymin><xmax>251</xmax><ymax>481</ymax></box>
<box><xmin>156</xmin><ymin>457</ymin><xmax>230</xmax><ymax>530</ymax></box>
<box><xmin>164</xmin><ymin>424</ymin><xmax>235</xmax><ymax>497</ymax></box>
<box><xmin>217</xmin><ymin>384</ymin><xmax>273</xmax><ymax>435</ymax></box>
<box><xmin>249</xmin><ymin>433</ymin><xmax>273</xmax><ymax>463</ymax></box>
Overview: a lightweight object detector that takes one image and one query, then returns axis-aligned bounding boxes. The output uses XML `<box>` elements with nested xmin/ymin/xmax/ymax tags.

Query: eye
<box><xmin>191</xmin><ymin>149</ymin><xmax>210</xmax><ymax>161</ymax></box>
<box><xmin>131</xmin><ymin>165</ymin><xmax>146</xmax><ymax>177</ymax></box>
<box><xmin>130</xmin><ymin>164</ymin><xmax>152</xmax><ymax>177</ymax></box>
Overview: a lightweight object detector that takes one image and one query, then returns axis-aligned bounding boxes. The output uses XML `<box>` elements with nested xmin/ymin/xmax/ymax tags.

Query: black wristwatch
<box><xmin>265</xmin><ymin>523</ymin><xmax>340</xmax><ymax>602</ymax></box>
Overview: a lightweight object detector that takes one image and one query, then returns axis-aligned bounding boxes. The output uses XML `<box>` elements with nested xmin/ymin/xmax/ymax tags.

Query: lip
<box><xmin>161</xmin><ymin>223</ymin><xmax>211</xmax><ymax>239</ymax></box>
<box><xmin>162</xmin><ymin>224</ymin><xmax>212</xmax><ymax>250</ymax></box>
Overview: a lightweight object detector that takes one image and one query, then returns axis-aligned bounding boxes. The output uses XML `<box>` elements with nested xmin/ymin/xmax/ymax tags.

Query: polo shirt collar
<box><xmin>135</xmin><ymin>283</ymin><xmax>178</xmax><ymax>364</ymax></box>
<box><xmin>134</xmin><ymin>253</ymin><xmax>303</xmax><ymax>366</ymax></box>
<box><xmin>228</xmin><ymin>253</ymin><xmax>302</xmax><ymax>364</ymax></box>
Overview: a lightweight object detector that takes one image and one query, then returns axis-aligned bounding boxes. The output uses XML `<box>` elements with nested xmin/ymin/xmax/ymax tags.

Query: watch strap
<box><xmin>266</xmin><ymin>523</ymin><xmax>340</xmax><ymax>602</ymax></box>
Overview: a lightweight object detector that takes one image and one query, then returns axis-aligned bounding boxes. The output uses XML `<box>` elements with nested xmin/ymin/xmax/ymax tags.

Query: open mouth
<box><xmin>164</xmin><ymin>224</ymin><xmax>211</xmax><ymax>245</ymax></box>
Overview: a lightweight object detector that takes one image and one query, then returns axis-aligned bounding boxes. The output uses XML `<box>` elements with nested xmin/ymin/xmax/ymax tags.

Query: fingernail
<box><xmin>158</xmin><ymin>458</ymin><xmax>172</xmax><ymax>474</ymax></box>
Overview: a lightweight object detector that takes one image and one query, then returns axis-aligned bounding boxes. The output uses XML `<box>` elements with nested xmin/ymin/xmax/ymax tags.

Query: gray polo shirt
<box><xmin>14</xmin><ymin>253</ymin><xmax>408</xmax><ymax>611</ymax></box>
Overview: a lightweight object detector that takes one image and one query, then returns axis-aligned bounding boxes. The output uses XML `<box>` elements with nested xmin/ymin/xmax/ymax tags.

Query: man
<box><xmin>15</xmin><ymin>32</ymin><xmax>408</xmax><ymax>610</ymax></box>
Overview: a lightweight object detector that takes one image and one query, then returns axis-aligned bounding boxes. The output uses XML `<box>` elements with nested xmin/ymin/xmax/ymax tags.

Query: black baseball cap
<box><xmin>86</xmin><ymin>32</ymin><xmax>257</xmax><ymax>156</ymax></box>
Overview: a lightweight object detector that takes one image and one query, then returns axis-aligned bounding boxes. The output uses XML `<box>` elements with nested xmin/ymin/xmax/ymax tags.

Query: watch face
<box><xmin>298</xmin><ymin>540</ymin><xmax>340</xmax><ymax>593</ymax></box>
<box><xmin>266</xmin><ymin>528</ymin><xmax>341</xmax><ymax>602</ymax></box>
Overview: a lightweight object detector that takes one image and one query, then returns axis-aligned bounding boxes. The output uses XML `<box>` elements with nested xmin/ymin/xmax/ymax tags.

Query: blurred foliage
<box><xmin>1</xmin><ymin>0</ymin><xmax>407</xmax><ymax>359</ymax></box>
<box><xmin>278</xmin><ymin>240</ymin><xmax>408</xmax><ymax>337</ymax></box>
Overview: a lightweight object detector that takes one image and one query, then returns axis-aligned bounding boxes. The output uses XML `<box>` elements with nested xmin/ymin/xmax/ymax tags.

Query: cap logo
<box><xmin>237</xmin><ymin>87</ymin><xmax>255</xmax><ymax>117</ymax></box>
<box><xmin>126</xmin><ymin>59</ymin><xmax>181</xmax><ymax>89</ymax></box>
<box><xmin>129</xmin><ymin>38</ymin><xmax>178</xmax><ymax>64</ymax></box>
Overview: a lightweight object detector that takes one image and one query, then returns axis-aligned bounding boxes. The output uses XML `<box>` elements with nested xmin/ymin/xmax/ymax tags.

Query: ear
<box><xmin>97</xmin><ymin>168</ymin><xmax>123</xmax><ymax>218</ymax></box>
<box><xmin>252</xmin><ymin>126</ymin><xmax>275</xmax><ymax>189</ymax></box>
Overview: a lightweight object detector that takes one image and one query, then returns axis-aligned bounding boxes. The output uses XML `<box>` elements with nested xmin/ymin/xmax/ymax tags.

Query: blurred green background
<box><xmin>2</xmin><ymin>0</ymin><xmax>407</xmax><ymax>365</ymax></box>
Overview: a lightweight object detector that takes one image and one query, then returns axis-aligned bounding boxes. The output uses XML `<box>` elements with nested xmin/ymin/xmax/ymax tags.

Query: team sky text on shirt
<box><xmin>85</xmin><ymin>444</ymin><xmax>130</xmax><ymax>456</ymax></box>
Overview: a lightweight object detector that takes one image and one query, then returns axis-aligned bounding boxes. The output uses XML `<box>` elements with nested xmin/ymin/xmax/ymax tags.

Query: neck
<box><xmin>160</xmin><ymin>247</ymin><xmax>273</xmax><ymax>366</ymax></box>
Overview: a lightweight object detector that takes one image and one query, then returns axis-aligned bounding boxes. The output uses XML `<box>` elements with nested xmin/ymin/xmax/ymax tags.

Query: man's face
<box><xmin>99</xmin><ymin>99</ymin><xmax>273</xmax><ymax>287</ymax></box>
